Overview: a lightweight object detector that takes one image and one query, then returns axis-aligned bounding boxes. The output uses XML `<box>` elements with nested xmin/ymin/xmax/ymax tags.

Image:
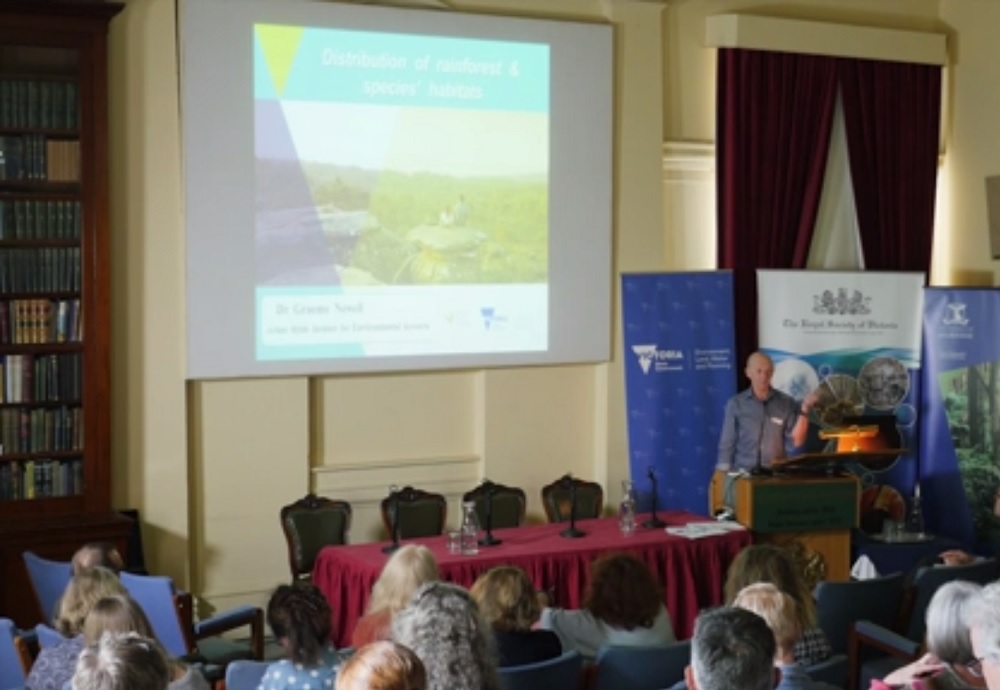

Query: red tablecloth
<box><xmin>313</xmin><ymin>511</ymin><xmax>751</xmax><ymax>646</ymax></box>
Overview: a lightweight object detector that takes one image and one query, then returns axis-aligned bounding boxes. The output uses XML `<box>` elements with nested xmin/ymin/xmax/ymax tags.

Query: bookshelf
<box><xmin>0</xmin><ymin>0</ymin><xmax>129</xmax><ymax>628</ymax></box>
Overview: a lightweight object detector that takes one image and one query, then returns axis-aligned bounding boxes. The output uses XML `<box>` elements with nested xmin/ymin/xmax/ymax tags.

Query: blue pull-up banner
<box><xmin>621</xmin><ymin>272</ymin><xmax>736</xmax><ymax>515</ymax></box>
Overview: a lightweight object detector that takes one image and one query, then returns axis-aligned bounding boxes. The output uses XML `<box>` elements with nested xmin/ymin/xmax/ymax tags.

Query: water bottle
<box><xmin>906</xmin><ymin>492</ymin><xmax>925</xmax><ymax>536</ymax></box>
<box><xmin>619</xmin><ymin>480</ymin><xmax>637</xmax><ymax>536</ymax></box>
<box><xmin>460</xmin><ymin>501</ymin><xmax>481</xmax><ymax>555</ymax></box>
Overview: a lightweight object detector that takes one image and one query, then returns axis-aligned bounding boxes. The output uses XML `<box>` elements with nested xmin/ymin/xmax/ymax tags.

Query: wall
<box><xmin>108</xmin><ymin>0</ymin><xmax>1000</xmax><ymax>612</ymax></box>
<box><xmin>108</xmin><ymin>0</ymin><xmax>666</xmax><ymax>611</ymax></box>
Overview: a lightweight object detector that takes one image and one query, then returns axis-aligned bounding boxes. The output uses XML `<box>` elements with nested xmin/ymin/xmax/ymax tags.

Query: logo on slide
<box><xmin>943</xmin><ymin>302</ymin><xmax>969</xmax><ymax>327</ymax></box>
<box><xmin>632</xmin><ymin>344</ymin><xmax>684</xmax><ymax>374</ymax></box>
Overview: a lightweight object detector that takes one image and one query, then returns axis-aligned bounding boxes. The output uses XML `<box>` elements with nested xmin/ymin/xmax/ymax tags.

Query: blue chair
<box><xmin>119</xmin><ymin>571</ymin><xmax>264</xmax><ymax>665</ymax></box>
<box><xmin>498</xmin><ymin>650</ymin><xmax>583</xmax><ymax>690</ymax></box>
<box><xmin>594</xmin><ymin>641</ymin><xmax>691</xmax><ymax>690</ymax></box>
<box><xmin>22</xmin><ymin>552</ymin><xmax>72</xmax><ymax>623</ymax></box>
<box><xmin>0</xmin><ymin>618</ymin><xmax>29</xmax><ymax>690</ymax></box>
<box><xmin>848</xmin><ymin>558</ymin><xmax>1000</xmax><ymax>690</ymax></box>
<box><xmin>34</xmin><ymin>623</ymin><xmax>66</xmax><ymax>649</ymax></box>
<box><xmin>224</xmin><ymin>660</ymin><xmax>271</xmax><ymax>690</ymax></box>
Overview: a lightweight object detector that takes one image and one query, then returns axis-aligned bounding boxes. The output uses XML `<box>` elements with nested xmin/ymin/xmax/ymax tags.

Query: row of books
<box><xmin>0</xmin><ymin>78</ymin><xmax>79</xmax><ymax>131</ymax></box>
<box><xmin>0</xmin><ymin>353</ymin><xmax>82</xmax><ymax>404</ymax></box>
<box><xmin>0</xmin><ymin>199</ymin><xmax>83</xmax><ymax>240</ymax></box>
<box><xmin>0</xmin><ymin>458</ymin><xmax>83</xmax><ymax>501</ymax></box>
<box><xmin>0</xmin><ymin>405</ymin><xmax>82</xmax><ymax>454</ymax></box>
<box><xmin>0</xmin><ymin>299</ymin><xmax>82</xmax><ymax>344</ymax></box>
<box><xmin>0</xmin><ymin>247</ymin><xmax>80</xmax><ymax>294</ymax></box>
<box><xmin>0</xmin><ymin>135</ymin><xmax>80</xmax><ymax>182</ymax></box>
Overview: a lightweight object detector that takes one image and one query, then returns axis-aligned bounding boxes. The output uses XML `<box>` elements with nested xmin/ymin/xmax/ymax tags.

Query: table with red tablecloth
<box><xmin>312</xmin><ymin>511</ymin><xmax>751</xmax><ymax>646</ymax></box>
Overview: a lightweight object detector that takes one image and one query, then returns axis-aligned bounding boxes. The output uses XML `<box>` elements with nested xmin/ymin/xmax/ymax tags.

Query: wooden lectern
<box><xmin>710</xmin><ymin>469</ymin><xmax>860</xmax><ymax>581</ymax></box>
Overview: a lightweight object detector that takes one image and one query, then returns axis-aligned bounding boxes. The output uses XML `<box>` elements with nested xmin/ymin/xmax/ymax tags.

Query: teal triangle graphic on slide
<box><xmin>253</xmin><ymin>33</ymin><xmax>278</xmax><ymax>100</ymax></box>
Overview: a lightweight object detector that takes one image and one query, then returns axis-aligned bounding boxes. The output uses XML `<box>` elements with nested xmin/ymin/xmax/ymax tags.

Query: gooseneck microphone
<box><xmin>750</xmin><ymin>400</ymin><xmax>772</xmax><ymax>476</ymax></box>
<box><xmin>559</xmin><ymin>474</ymin><xmax>586</xmax><ymax>539</ymax></box>
<box><xmin>479</xmin><ymin>479</ymin><xmax>502</xmax><ymax>547</ymax></box>
<box><xmin>643</xmin><ymin>466</ymin><xmax>666</xmax><ymax>529</ymax></box>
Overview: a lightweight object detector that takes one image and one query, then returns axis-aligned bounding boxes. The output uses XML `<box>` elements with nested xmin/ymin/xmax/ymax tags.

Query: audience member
<box><xmin>392</xmin><ymin>582</ymin><xmax>500</xmax><ymax>690</ymax></box>
<box><xmin>724</xmin><ymin>544</ymin><xmax>832</xmax><ymax>665</ymax></box>
<box><xmin>970</xmin><ymin>582</ymin><xmax>1000</xmax><ymax>690</ymax></box>
<box><xmin>72</xmin><ymin>632</ymin><xmax>170</xmax><ymax>690</ymax></box>
<box><xmin>871</xmin><ymin>580</ymin><xmax>984</xmax><ymax>690</ymax></box>
<box><xmin>352</xmin><ymin>545</ymin><xmax>439</xmax><ymax>648</ymax></box>
<box><xmin>262</xmin><ymin>582</ymin><xmax>342</xmax><ymax>690</ymax></box>
<box><xmin>71</xmin><ymin>543</ymin><xmax>125</xmax><ymax>576</ymax></box>
<box><xmin>540</xmin><ymin>551</ymin><xmax>675</xmax><ymax>660</ymax></box>
<box><xmin>685</xmin><ymin>607</ymin><xmax>777</xmax><ymax>690</ymax></box>
<box><xmin>82</xmin><ymin>594</ymin><xmax>209</xmax><ymax>690</ymax></box>
<box><xmin>335</xmin><ymin>641</ymin><xmax>426</xmax><ymax>690</ymax></box>
<box><xmin>27</xmin><ymin>567</ymin><xmax>128</xmax><ymax>690</ymax></box>
<box><xmin>733</xmin><ymin>583</ymin><xmax>838</xmax><ymax>690</ymax></box>
<box><xmin>470</xmin><ymin>566</ymin><xmax>562</xmax><ymax>667</ymax></box>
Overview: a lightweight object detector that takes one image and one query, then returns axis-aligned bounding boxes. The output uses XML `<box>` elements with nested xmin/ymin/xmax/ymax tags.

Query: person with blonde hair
<box><xmin>71</xmin><ymin>543</ymin><xmax>124</xmax><ymax>576</ymax></box>
<box><xmin>470</xmin><ymin>566</ymin><xmax>561</xmax><ymax>667</ymax></box>
<box><xmin>72</xmin><ymin>632</ymin><xmax>171</xmax><ymax>690</ymax></box>
<box><xmin>733</xmin><ymin>583</ymin><xmax>838</xmax><ymax>690</ymax></box>
<box><xmin>27</xmin><ymin>567</ymin><xmax>128</xmax><ymax>690</ymax></box>
<box><xmin>335</xmin><ymin>641</ymin><xmax>426</xmax><ymax>690</ymax></box>
<box><xmin>723</xmin><ymin>544</ymin><xmax>831</xmax><ymax>666</ymax></box>
<box><xmin>351</xmin><ymin>545</ymin><xmax>439</xmax><ymax>648</ymax></box>
<box><xmin>83</xmin><ymin>595</ymin><xmax>209</xmax><ymax>690</ymax></box>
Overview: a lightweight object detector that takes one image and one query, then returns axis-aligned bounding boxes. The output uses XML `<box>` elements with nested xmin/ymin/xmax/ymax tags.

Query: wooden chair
<box><xmin>380</xmin><ymin>486</ymin><xmax>447</xmax><ymax>540</ymax></box>
<box><xmin>540</xmin><ymin>476</ymin><xmax>604</xmax><ymax>523</ymax></box>
<box><xmin>462</xmin><ymin>481</ymin><xmax>527</xmax><ymax>530</ymax></box>
<box><xmin>280</xmin><ymin>493</ymin><xmax>353</xmax><ymax>581</ymax></box>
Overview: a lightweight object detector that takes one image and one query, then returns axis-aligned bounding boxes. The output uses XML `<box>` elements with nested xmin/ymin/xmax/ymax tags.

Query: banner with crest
<box><xmin>921</xmin><ymin>288</ymin><xmax>1000</xmax><ymax>546</ymax></box>
<box><xmin>621</xmin><ymin>272</ymin><xmax>736</xmax><ymax>514</ymax></box>
<box><xmin>756</xmin><ymin>270</ymin><xmax>925</xmax><ymax>532</ymax></box>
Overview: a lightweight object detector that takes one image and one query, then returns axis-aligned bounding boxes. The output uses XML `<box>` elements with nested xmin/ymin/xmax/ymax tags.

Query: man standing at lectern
<box><xmin>717</xmin><ymin>351</ymin><xmax>817</xmax><ymax>472</ymax></box>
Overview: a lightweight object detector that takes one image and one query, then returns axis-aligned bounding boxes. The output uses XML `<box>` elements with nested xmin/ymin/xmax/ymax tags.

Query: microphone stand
<box><xmin>381</xmin><ymin>487</ymin><xmax>401</xmax><ymax>554</ymax></box>
<box><xmin>560</xmin><ymin>475</ymin><xmax>585</xmax><ymax>539</ymax></box>
<box><xmin>642</xmin><ymin>469</ymin><xmax>666</xmax><ymax>529</ymax></box>
<box><xmin>478</xmin><ymin>480</ymin><xmax>501</xmax><ymax>547</ymax></box>
<box><xmin>750</xmin><ymin>404</ymin><xmax>772</xmax><ymax>477</ymax></box>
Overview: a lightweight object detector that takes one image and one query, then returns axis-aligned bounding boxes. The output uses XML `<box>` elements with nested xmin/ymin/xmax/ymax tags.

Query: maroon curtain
<box><xmin>716</xmin><ymin>48</ymin><xmax>838</xmax><ymax>368</ymax></box>
<box><xmin>839</xmin><ymin>59</ymin><xmax>942</xmax><ymax>273</ymax></box>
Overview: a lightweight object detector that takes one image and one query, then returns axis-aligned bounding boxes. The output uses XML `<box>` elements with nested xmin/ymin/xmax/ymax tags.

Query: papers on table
<box><xmin>666</xmin><ymin>521</ymin><xmax>747</xmax><ymax>539</ymax></box>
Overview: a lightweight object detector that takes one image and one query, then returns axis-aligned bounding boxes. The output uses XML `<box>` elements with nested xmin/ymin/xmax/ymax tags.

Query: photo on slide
<box><xmin>938</xmin><ymin>363</ymin><xmax>1000</xmax><ymax>544</ymax></box>
<box><xmin>253</xmin><ymin>24</ymin><xmax>549</xmax><ymax>289</ymax></box>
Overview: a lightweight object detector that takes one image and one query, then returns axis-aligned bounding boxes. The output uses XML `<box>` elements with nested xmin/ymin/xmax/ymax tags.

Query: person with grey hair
<box><xmin>684</xmin><ymin>607</ymin><xmax>777</xmax><ymax>690</ymax></box>
<box><xmin>391</xmin><ymin>582</ymin><xmax>501</xmax><ymax>690</ymax></box>
<box><xmin>873</xmin><ymin>580</ymin><xmax>983</xmax><ymax>690</ymax></box>
<box><xmin>970</xmin><ymin>582</ymin><xmax>1000</xmax><ymax>690</ymax></box>
<box><xmin>72</xmin><ymin>632</ymin><xmax>170</xmax><ymax>690</ymax></box>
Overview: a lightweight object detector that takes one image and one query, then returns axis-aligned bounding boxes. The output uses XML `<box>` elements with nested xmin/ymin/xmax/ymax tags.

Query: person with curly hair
<box><xmin>261</xmin><ymin>582</ymin><xmax>344</xmax><ymax>690</ymax></box>
<box><xmin>27</xmin><ymin>567</ymin><xmax>128</xmax><ymax>690</ymax></box>
<box><xmin>539</xmin><ymin>552</ymin><xmax>675</xmax><ymax>660</ymax></box>
<box><xmin>391</xmin><ymin>582</ymin><xmax>500</xmax><ymax>690</ymax></box>
<box><xmin>335</xmin><ymin>641</ymin><xmax>427</xmax><ymax>690</ymax></box>
<box><xmin>351</xmin><ymin>545</ymin><xmax>439</xmax><ymax>649</ymax></box>
<box><xmin>723</xmin><ymin>544</ymin><xmax>831</xmax><ymax>666</ymax></box>
<box><xmin>470</xmin><ymin>566</ymin><xmax>562</xmax><ymax>667</ymax></box>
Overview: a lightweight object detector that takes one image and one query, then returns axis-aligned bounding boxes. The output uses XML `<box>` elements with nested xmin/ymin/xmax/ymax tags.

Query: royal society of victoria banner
<box><xmin>921</xmin><ymin>288</ymin><xmax>1000</xmax><ymax>546</ymax></box>
<box><xmin>621</xmin><ymin>272</ymin><xmax>736</xmax><ymax>515</ymax></box>
<box><xmin>757</xmin><ymin>270</ymin><xmax>925</xmax><ymax>524</ymax></box>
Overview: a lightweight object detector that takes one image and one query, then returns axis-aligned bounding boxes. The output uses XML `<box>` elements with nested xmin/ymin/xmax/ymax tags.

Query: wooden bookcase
<box><xmin>0</xmin><ymin>0</ymin><xmax>130</xmax><ymax>628</ymax></box>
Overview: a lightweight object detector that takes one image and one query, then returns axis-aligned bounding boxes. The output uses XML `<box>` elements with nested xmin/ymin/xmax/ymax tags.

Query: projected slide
<box><xmin>253</xmin><ymin>24</ymin><xmax>550</xmax><ymax>361</ymax></box>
